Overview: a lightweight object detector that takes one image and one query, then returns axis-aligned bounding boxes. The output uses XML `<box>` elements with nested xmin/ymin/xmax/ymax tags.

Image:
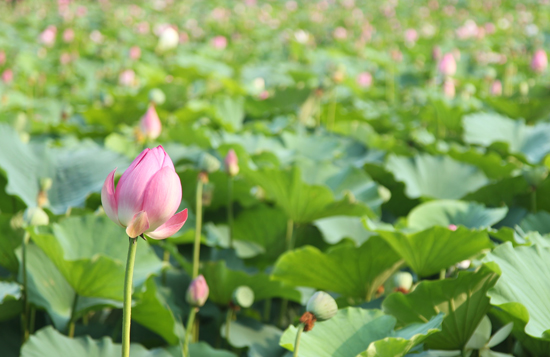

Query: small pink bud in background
<box><xmin>484</xmin><ymin>22</ymin><xmax>496</xmax><ymax>34</ymax></box>
<box><xmin>179</xmin><ymin>31</ymin><xmax>189</xmax><ymax>44</ymax></box>
<box><xmin>438</xmin><ymin>53</ymin><xmax>457</xmax><ymax>76</ymax></box>
<box><xmin>333</xmin><ymin>27</ymin><xmax>347</xmax><ymax>40</ymax></box>
<box><xmin>0</xmin><ymin>51</ymin><xmax>6</xmax><ymax>65</ymax></box>
<box><xmin>404</xmin><ymin>28</ymin><xmax>418</xmax><ymax>44</ymax></box>
<box><xmin>356</xmin><ymin>72</ymin><xmax>373</xmax><ymax>88</ymax></box>
<box><xmin>448</xmin><ymin>224</ymin><xmax>458</xmax><ymax>231</ymax></box>
<box><xmin>60</xmin><ymin>52</ymin><xmax>71</xmax><ymax>65</ymax></box>
<box><xmin>1</xmin><ymin>69</ymin><xmax>13</xmax><ymax>84</ymax></box>
<box><xmin>140</xmin><ymin>104</ymin><xmax>162</xmax><ymax>140</ymax></box>
<box><xmin>76</xmin><ymin>5</ymin><xmax>87</xmax><ymax>17</ymax></box>
<box><xmin>443</xmin><ymin>78</ymin><xmax>455</xmax><ymax>98</ymax></box>
<box><xmin>211</xmin><ymin>36</ymin><xmax>227</xmax><ymax>49</ymax></box>
<box><xmin>531</xmin><ymin>49</ymin><xmax>547</xmax><ymax>73</ymax></box>
<box><xmin>129</xmin><ymin>46</ymin><xmax>141</xmax><ymax>60</ymax></box>
<box><xmin>63</xmin><ymin>29</ymin><xmax>74</xmax><ymax>43</ymax></box>
<box><xmin>432</xmin><ymin>46</ymin><xmax>441</xmax><ymax>61</ymax></box>
<box><xmin>101</xmin><ymin>146</ymin><xmax>188</xmax><ymax>239</ymax></box>
<box><xmin>119</xmin><ymin>69</ymin><xmax>136</xmax><ymax>87</ymax></box>
<box><xmin>491</xmin><ymin>80</ymin><xmax>502</xmax><ymax>96</ymax></box>
<box><xmin>40</xmin><ymin>25</ymin><xmax>57</xmax><ymax>46</ymax></box>
<box><xmin>258</xmin><ymin>90</ymin><xmax>269</xmax><ymax>100</ymax></box>
<box><xmin>186</xmin><ymin>275</ymin><xmax>209</xmax><ymax>307</ymax></box>
<box><xmin>224</xmin><ymin>149</ymin><xmax>239</xmax><ymax>177</ymax></box>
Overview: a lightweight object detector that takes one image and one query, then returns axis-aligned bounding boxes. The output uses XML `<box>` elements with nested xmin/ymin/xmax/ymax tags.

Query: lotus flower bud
<box><xmin>139</xmin><ymin>104</ymin><xmax>162</xmax><ymax>140</ymax></box>
<box><xmin>63</xmin><ymin>29</ymin><xmax>74</xmax><ymax>43</ymax></box>
<box><xmin>448</xmin><ymin>224</ymin><xmax>458</xmax><ymax>231</ymax></box>
<box><xmin>211</xmin><ymin>36</ymin><xmax>227</xmax><ymax>49</ymax></box>
<box><xmin>2</xmin><ymin>69</ymin><xmax>13</xmax><ymax>84</ymax></box>
<box><xmin>443</xmin><ymin>78</ymin><xmax>455</xmax><ymax>98</ymax></box>
<box><xmin>198</xmin><ymin>153</ymin><xmax>220</xmax><ymax>173</ymax></box>
<box><xmin>129</xmin><ymin>46</ymin><xmax>141</xmax><ymax>60</ymax></box>
<box><xmin>531</xmin><ymin>49</ymin><xmax>547</xmax><ymax>73</ymax></box>
<box><xmin>119</xmin><ymin>69</ymin><xmax>136</xmax><ymax>87</ymax></box>
<box><xmin>101</xmin><ymin>146</ymin><xmax>188</xmax><ymax>239</ymax></box>
<box><xmin>39</xmin><ymin>25</ymin><xmax>57</xmax><ymax>46</ymax></box>
<box><xmin>23</xmin><ymin>207</ymin><xmax>50</xmax><ymax>227</ymax></box>
<box><xmin>186</xmin><ymin>275</ymin><xmax>209</xmax><ymax>307</ymax></box>
<box><xmin>356</xmin><ymin>72</ymin><xmax>372</xmax><ymax>88</ymax></box>
<box><xmin>432</xmin><ymin>46</ymin><xmax>441</xmax><ymax>61</ymax></box>
<box><xmin>438</xmin><ymin>53</ymin><xmax>457</xmax><ymax>77</ymax></box>
<box><xmin>157</xmin><ymin>27</ymin><xmax>179</xmax><ymax>52</ymax></box>
<box><xmin>306</xmin><ymin>291</ymin><xmax>338</xmax><ymax>322</ymax></box>
<box><xmin>491</xmin><ymin>80</ymin><xmax>502</xmax><ymax>96</ymax></box>
<box><xmin>232</xmin><ymin>286</ymin><xmax>254</xmax><ymax>308</ymax></box>
<box><xmin>0</xmin><ymin>51</ymin><xmax>5</xmax><ymax>66</ymax></box>
<box><xmin>522</xmin><ymin>166</ymin><xmax>548</xmax><ymax>188</ymax></box>
<box><xmin>384</xmin><ymin>272</ymin><xmax>413</xmax><ymax>294</ymax></box>
<box><xmin>148</xmin><ymin>88</ymin><xmax>166</xmax><ymax>105</ymax></box>
<box><xmin>224</xmin><ymin>149</ymin><xmax>239</xmax><ymax>177</ymax></box>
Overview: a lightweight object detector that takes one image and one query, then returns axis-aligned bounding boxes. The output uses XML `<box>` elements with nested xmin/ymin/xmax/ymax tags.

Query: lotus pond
<box><xmin>1</xmin><ymin>0</ymin><xmax>550</xmax><ymax>356</ymax></box>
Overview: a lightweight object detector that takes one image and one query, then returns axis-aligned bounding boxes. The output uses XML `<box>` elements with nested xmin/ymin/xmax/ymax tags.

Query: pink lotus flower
<box><xmin>1</xmin><ymin>69</ymin><xmax>13</xmax><ymax>84</ymax></box>
<box><xmin>432</xmin><ymin>46</ymin><xmax>441</xmax><ymax>61</ymax></box>
<box><xmin>443</xmin><ymin>78</ymin><xmax>455</xmax><ymax>98</ymax></box>
<box><xmin>224</xmin><ymin>149</ymin><xmax>239</xmax><ymax>177</ymax></box>
<box><xmin>211</xmin><ymin>36</ymin><xmax>227</xmax><ymax>49</ymax></box>
<box><xmin>491</xmin><ymin>80</ymin><xmax>502</xmax><ymax>96</ymax></box>
<box><xmin>101</xmin><ymin>146</ymin><xmax>188</xmax><ymax>239</ymax></box>
<box><xmin>140</xmin><ymin>104</ymin><xmax>162</xmax><ymax>140</ymax></box>
<box><xmin>448</xmin><ymin>224</ymin><xmax>458</xmax><ymax>231</ymax></box>
<box><xmin>333</xmin><ymin>27</ymin><xmax>347</xmax><ymax>40</ymax></box>
<box><xmin>40</xmin><ymin>26</ymin><xmax>57</xmax><ymax>46</ymax></box>
<box><xmin>438</xmin><ymin>53</ymin><xmax>457</xmax><ymax>77</ymax></box>
<box><xmin>404</xmin><ymin>28</ymin><xmax>418</xmax><ymax>44</ymax></box>
<box><xmin>186</xmin><ymin>275</ymin><xmax>209</xmax><ymax>307</ymax></box>
<box><xmin>129</xmin><ymin>46</ymin><xmax>141</xmax><ymax>60</ymax></box>
<box><xmin>531</xmin><ymin>49</ymin><xmax>548</xmax><ymax>73</ymax></box>
<box><xmin>63</xmin><ymin>29</ymin><xmax>75</xmax><ymax>43</ymax></box>
<box><xmin>60</xmin><ymin>53</ymin><xmax>72</xmax><ymax>65</ymax></box>
<box><xmin>119</xmin><ymin>69</ymin><xmax>136</xmax><ymax>87</ymax></box>
<box><xmin>356</xmin><ymin>72</ymin><xmax>373</xmax><ymax>88</ymax></box>
<box><xmin>0</xmin><ymin>51</ymin><xmax>5</xmax><ymax>65</ymax></box>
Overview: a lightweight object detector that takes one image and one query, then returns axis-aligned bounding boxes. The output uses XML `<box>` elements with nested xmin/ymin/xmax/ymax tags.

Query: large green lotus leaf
<box><xmin>201</xmin><ymin>260</ymin><xmax>301</xmax><ymax>305</ymax></box>
<box><xmin>519</xmin><ymin>211</ymin><xmax>550</xmax><ymax>234</ymax></box>
<box><xmin>407</xmin><ymin>200</ymin><xmax>508</xmax><ymax>231</ymax></box>
<box><xmin>377</xmin><ymin>226</ymin><xmax>493</xmax><ymax>277</ymax></box>
<box><xmin>385</xmin><ymin>154</ymin><xmax>489</xmax><ymax>199</ymax></box>
<box><xmin>463</xmin><ymin>112</ymin><xmax>550</xmax><ymax>163</ymax></box>
<box><xmin>280</xmin><ymin>308</ymin><xmax>443</xmax><ymax>357</ymax></box>
<box><xmin>483</xmin><ymin>242</ymin><xmax>550</xmax><ymax>339</ymax></box>
<box><xmin>463</xmin><ymin>175</ymin><xmax>529</xmax><ymax>207</ymax></box>
<box><xmin>28</xmin><ymin>215</ymin><xmax>163</xmax><ymax>300</ymax></box>
<box><xmin>448</xmin><ymin>146</ymin><xmax>519</xmax><ymax>180</ymax></box>
<box><xmin>245</xmin><ymin>166</ymin><xmax>371</xmax><ymax>223</ymax></box>
<box><xmin>0</xmin><ymin>214</ymin><xmax>22</xmax><ymax>273</ymax></box>
<box><xmin>204</xmin><ymin>223</ymin><xmax>265</xmax><ymax>259</ymax></box>
<box><xmin>485</xmin><ymin>96</ymin><xmax>550</xmax><ymax>122</ymax></box>
<box><xmin>382</xmin><ymin>267</ymin><xmax>499</xmax><ymax>350</ymax></box>
<box><xmin>272</xmin><ymin>237</ymin><xmax>403</xmax><ymax>301</ymax></box>
<box><xmin>222</xmin><ymin>317</ymin><xmax>286</xmax><ymax>357</ymax></box>
<box><xmin>314</xmin><ymin>216</ymin><xmax>374</xmax><ymax>245</ymax></box>
<box><xmin>213</xmin><ymin>95</ymin><xmax>245</xmax><ymax>131</ymax></box>
<box><xmin>0</xmin><ymin>281</ymin><xmax>21</xmax><ymax>321</ymax></box>
<box><xmin>21</xmin><ymin>244</ymin><xmax>123</xmax><ymax>331</ymax></box>
<box><xmin>21</xmin><ymin>326</ymin><xmax>174</xmax><ymax>357</ymax></box>
<box><xmin>0</xmin><ymin>316</ymin><xmax>21</xmax><ymax>357</ymax></box>
<box><xmin>0</xmin><ymin>124</ymin><xmax>129</xmax><ymax>214</ymax></box>
<box><xmin>187</xmin><ymin>343</ymin><xmax>237</xmax><ymax>357</ymax></box>
<box><xmin>132</xmin><ymin>276</ymin><xmax>184</xmax><ymax>345</ymax></box>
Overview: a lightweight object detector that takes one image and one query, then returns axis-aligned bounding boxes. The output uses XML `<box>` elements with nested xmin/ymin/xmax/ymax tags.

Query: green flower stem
<box><xmin>386</xmin><ymin>64</ymin><xmax>395</xmax><ymax>105</ymax></box>
<box><xmin>162</xmin><ymin>249</ymin><xmax>170</xmax><ymax>285</ymax></box>
<box><xmin>531</xmin><ymin>189</ymin><xmax>537</xmax><ymax>213</ymax></box>
<box><xmin>192</xmin><ymin>179</ymin><xmax>204</xmax><ymax>279</ymax></box>
<box><xmin>293</xmin><ymin>323</ymin><xmax>305</xmax><ymax>357</ymax></box>
<box><xmin>225</xmin><ymin>308</ymin><xmax>233</xmax><ymax>344</ymax></box>
<box><xmin>122</xmin><ymin>237</ymin><xmax>138</xmax><ymax>357</ymax></box>
<box><xmin>263</xmin><ymin>298</ymin><xmax>271</xmax><ymax>322</ymax></box>
<box><xmin>21</xmin><ymin>231</ymin><xmax>30</xmax><ymax>342</ymax></box>
<box><xmin>68</xmin><ymin>293</ymin><xmax>79</xmax><ymax>338</ymax></box>
<box><xmin>279</xmin><ymin>219</ymin><xmax>295</xmax><ymax>327</ymax></box>
<box><xmin>183</xmin><ymin>307</ymin><xmax>197</xmax><ymax>357</ymax></box>
<box><xmin>227</xmin><ymin>176</ymin><xmax>234</xmax><ymax>249</ymax></box>
<box><xmin>327</xmin><ymin>89</ymin><xmax>337</xmax><ymax>131</ymax></box>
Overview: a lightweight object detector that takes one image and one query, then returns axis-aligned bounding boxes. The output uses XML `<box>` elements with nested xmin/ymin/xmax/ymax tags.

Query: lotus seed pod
<box><xmin>306</xmin><ymin>291</ymin><xmax>338</xmax><ymax>321</ymax></box>
<box><xmin>148</xmin><ymin>88</ymin><xmax>166</xmax><ymax>105</ymax></box>
<box><xmin>186</xmin><ymin>275</ymin><xmax>209</xmax><ymax>307</ymax></box>
<box><xmin>384</xmin><ymin>272</ymin><xmax>413</xmax><ymax>294</ymax></box>
<box><xmin>522</xmin><ymin>166</ymin><xmax>548</xmax><ymax>188</ymax></box>
<box><xmin>198</xmin><ymin>152</ymin><xmax>220</xmax><ymax>173</ymax></box>
<box><xmin>224</xmin><ymin>149</ymin><xmax>239</xmax><ymax>177</ymax></box>
<box><xmin>23</xmin><ymin>207</ymin><xmax>50</xmax><ymax>227</ymax></box>
<box><xmin>40</xmin><ymin>177</ymin><xmax>53</xmax><ymax>192</ymax></box>
<box><xmin>232</xmin><ymin>286</ymin><xmax>254</xmax><ymax>308</ymax></box>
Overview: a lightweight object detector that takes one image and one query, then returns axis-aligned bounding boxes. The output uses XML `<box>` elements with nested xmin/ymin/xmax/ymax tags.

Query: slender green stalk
<box><xmin>293</xmin><ymin>323</ymin><xmax>305</xmax><ymax>357</ymax></box>
<box><xmin>68</xmin><ymin>293</ymin><xmax>79</xmax><ymax>338</ymax></box>
<box><xmin>263</xmin><ymin>298</ymin><xmax>272</xmax><ymax>322</ymax></box>
<box><xmin>162</xmin><ymin>249</ymin><xmax>170</xmax><ymax>285</ymax></box>
<box><xmin>531</xmin><ymin>190</ymin><xmax>537</xmax><ymax>213</ymax></box>
<box><xmin>192</xmin><ymin>180</ymin><xmax>204</xmax><ymax>279</ymax></box>
<box><xmin>122</xmin><ymin>237</ymin><xmax>138</xmax><ymax>357</ymax></box>
<box><xmin>227</xmin><ymin>177</ymin><xmax>234</xmax><ymax>249</ymax></box>
<box><xmin>225</xmin><ymin>308</ymin><xmax>233</xmax><ymax>344</ymax></box>
<box><xmin>327</xmin><ymin>89</ymin><xmax>337</xmax><ymax>131</ymax></box>
<box><xmin>386</xmin><ymin>64</ymin><xmax>395</xmax><ymax>104</ymax></box>
<box><xmin>29</xmin><ymin>307</ymin><xmax>36</xmax><ymax>335</ymax></box>
<box><xmin>183</xmin><ymin>308</ymin><xmax>197</xmax><ymax>357</ymax></box>
<box><xmin>21</xmin><ymin>231</ymin><xmax>30</xmax><ymax>342</ymax></box>
<box><xmin>279</xmin><ymin>220</ymin><xmax>295</xmax><ymax>327</ymax></box>
<box><xmin>439</xmin><ymin>269</ymin><xmax>446</xmax><ymax>280</ymax></box>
